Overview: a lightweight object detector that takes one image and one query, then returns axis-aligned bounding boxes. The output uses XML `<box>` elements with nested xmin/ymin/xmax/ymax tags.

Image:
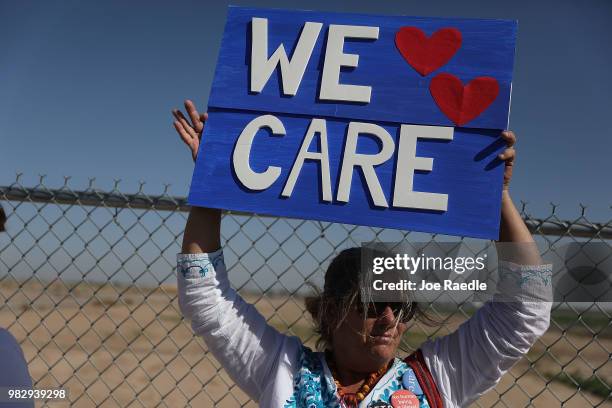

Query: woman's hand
<box><xmin>495</xmin><ymin>130</ymin><xmax>536</xmax><ymax>247</ymax></box>
<box><xmin>497</xmin><ymin>130</ymin><xmax>516</xmax><ymax>191</ymax></box>
<box><xmin>498</xmin><ymin>130</ymin><xmax>516</xmax><ymax>191</ymax></box>
<box><xmin>172</xmin><ymin>100</ymin><xmax>207</xmax><ymax>161</ymax></box>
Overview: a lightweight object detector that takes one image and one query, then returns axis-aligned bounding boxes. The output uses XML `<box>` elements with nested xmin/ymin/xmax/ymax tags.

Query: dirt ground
<box><xmin>0</xmin><ymin>279</ymin><xmax>609</xmax><ymax>408</ymax></box>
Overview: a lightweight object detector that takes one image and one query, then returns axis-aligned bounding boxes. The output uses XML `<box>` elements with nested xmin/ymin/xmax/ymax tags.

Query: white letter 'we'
<box><xmin>250</xmin><ymin>17</ymin><xmax>322</xmax><ymax>96</ymax></box>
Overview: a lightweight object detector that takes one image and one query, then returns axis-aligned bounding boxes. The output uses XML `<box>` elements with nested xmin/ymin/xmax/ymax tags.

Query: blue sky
<box><xmin>1</xmin><ymin>0</ymin><xmax>610</xmax><ymax>221</ymax></box>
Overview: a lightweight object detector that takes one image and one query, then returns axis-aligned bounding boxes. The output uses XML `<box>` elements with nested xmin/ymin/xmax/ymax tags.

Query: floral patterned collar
<box><xmin>284</xmin><ymin>346</ymin><xmax>431</xmax><ymax>408</ymax></box>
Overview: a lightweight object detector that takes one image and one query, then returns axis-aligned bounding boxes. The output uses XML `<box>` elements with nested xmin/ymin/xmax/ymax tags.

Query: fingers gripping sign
<box><xmin>498</xmin><ymin>130</ymin><xmax>516</xmax><ymax>191</ymax></box>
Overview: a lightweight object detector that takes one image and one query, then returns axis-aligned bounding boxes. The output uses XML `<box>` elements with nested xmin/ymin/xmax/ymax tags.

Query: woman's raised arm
<box><xmin>172</xmin><ymin>101</ymin><xmax>301</xmax><ymax>403</ymax></box>
<box><xmin>419</xmin><ymin>130</ymin><xmax>552</xmax><ymax>407</ymax></box>
<box><xmin>172</xmin><ymin>100</ymin><xmax>221</xmax><ymax>254</ymax></box>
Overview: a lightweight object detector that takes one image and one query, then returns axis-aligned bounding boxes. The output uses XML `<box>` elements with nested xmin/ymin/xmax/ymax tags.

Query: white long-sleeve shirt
<box><xmin>177</xmin><ymin>250</ymin><xmax>551</xmax><ymax>407</ymax></box>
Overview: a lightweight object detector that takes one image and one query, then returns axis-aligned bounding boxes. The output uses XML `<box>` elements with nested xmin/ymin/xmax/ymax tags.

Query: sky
<box><xmin>0</xmin><ymin>0</ymin><xmax>611</xmax><ymax>221</ymax></box>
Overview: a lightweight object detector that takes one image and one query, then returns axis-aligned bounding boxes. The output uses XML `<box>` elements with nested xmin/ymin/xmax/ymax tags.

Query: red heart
<box><xmin>429</xmin><ymin>73</ymin><xmax>499</xmax><ymax>126</ymax></box>
<box><xmin>395</xmin><ymin>27</ymin><xmax>462</xmax><ymax>76</ymax></box>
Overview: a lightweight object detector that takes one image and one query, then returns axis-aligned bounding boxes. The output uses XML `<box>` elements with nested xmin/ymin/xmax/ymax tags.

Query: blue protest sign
<box><xmin>188</xmin><ymin>6</ymin><xmax>518</xmax><ymax>239</ymax></box>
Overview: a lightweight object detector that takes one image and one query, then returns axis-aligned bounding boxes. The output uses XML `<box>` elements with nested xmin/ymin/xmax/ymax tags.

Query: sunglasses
<box><xmin>356</xmin><ymin>301</ymin><xmax>416</xmax><ymax>322</ymax></box>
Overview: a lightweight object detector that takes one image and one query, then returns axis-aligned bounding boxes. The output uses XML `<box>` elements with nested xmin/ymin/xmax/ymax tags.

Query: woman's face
<box><xmin>331</xmin><ymin>303</ymin><xmax>408</xmax><ymax>371</ymax></box>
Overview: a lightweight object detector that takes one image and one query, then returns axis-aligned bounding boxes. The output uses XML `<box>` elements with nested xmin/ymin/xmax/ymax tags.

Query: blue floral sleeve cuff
<box><xmin>177</xmin><ymin>249</ymin><xmax>225</xmax><ymax>280</ymax></box>
<box><xmin>497</xmin><ymin>261</ymin><xmax>553</xmax><ymax>302</ymax></box>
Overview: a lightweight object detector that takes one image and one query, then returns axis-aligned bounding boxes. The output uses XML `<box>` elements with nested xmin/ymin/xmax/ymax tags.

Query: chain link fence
<box><xmin>0</xmin><ymin>175</ymin><xmax>610</xmax><ymax>407</ymax></box>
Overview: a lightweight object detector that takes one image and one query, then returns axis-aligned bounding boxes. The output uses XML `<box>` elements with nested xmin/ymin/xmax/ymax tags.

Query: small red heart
<box><xmin>429</xmin><ymin>73</ymin><xmax>499</xmax><ymax>126</ymax></box>
<box><xmin>395</xmin><ymin>27</ymin><xmax>462</xmax><ymax>76</ymax></box>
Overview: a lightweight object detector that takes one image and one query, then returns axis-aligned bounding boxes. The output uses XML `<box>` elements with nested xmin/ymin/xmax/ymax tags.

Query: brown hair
<box><xmin>305</xmin><ymin>247</ymin><xmax>430</xmax><ymax>351</ymax></box>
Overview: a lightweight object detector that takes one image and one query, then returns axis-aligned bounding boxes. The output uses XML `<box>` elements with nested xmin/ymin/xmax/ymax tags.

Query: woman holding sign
<box><xmin>173</xmin><ymin>100</ymin><xmax>551</xmax><ymax>408</ymax></box>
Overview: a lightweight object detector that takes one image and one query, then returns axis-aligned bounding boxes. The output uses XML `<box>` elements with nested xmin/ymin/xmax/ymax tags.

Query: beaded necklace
<box><xmin>326</xmin><ymin>351</ymin><xmax>392</xmax><ymax>407</ymax></box>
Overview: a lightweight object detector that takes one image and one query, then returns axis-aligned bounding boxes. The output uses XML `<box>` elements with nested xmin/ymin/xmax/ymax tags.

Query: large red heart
<box><xmin>429</xmin><ymin>73</ymin><xmax>499</xmax><ymax>126</ymax></box>
<box><xmin>395</xmin><ymin>27</ymin><xmax>462</xmax><ymax>76</ymax></box>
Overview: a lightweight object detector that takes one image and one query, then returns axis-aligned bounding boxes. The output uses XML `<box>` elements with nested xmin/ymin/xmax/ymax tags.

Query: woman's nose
<box><xmin>378</xmin><ymin>305</ymin><xmax>396</xmax><ymax>323</ymax></box>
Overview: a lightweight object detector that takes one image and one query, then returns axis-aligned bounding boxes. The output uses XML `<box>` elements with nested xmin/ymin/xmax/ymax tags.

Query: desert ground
<box><xmin>1</xmin><ymin>279</ymin><xmax>609</xmax><ymax>408</ymax></box>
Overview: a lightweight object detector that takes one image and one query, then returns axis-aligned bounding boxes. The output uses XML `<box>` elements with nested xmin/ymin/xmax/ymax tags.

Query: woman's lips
<box><xmin>370</xmin><ymin>332</ymin><xmax>395</xmax><ymax>344</ymax></box>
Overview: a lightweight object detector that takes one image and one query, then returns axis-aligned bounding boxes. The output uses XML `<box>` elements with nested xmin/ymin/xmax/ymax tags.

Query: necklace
<box><xmin>325</xmin><ymin>351</ymin><xmax>392</xmax><ymax>407</ymax></box>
